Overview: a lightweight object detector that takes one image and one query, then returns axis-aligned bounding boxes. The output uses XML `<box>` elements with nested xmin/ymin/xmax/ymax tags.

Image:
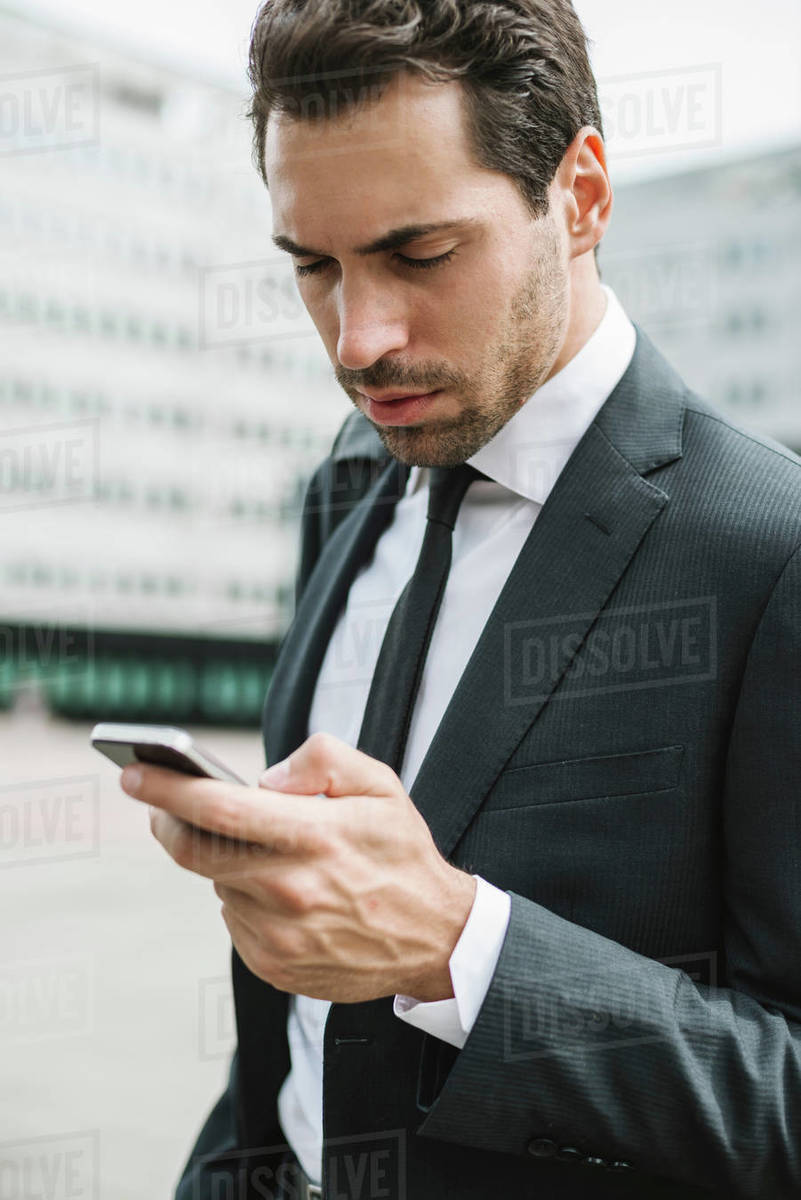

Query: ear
<box><xmin>555</xmin><ymin>126</ymin><xmax>613</xmax><ymax>260</ymax></box>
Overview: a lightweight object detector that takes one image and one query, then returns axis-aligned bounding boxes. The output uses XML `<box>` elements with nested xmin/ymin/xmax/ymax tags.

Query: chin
<box><xmin>375</xmin><ymin>426</ymin><xmax>476</xmax><ymax>469</ymax></box>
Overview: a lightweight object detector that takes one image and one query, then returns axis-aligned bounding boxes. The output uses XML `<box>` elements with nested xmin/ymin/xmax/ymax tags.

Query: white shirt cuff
<box><xmin>393</xmin><ymin>876</ymin><xmax>511</xmax><ymax>1049</ymax></box>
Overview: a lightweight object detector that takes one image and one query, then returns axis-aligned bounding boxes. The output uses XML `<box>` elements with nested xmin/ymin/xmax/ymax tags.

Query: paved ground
<box><xmin>0</xmin><ymin>698</ymin><xmax>268</xmax><ymax>1199</ymax></box>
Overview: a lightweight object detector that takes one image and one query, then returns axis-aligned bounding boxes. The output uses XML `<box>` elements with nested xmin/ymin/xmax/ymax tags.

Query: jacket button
<box><xmin>527</xmin><ymin>1138</ymin><xmax>557</xmax><ymax>1158</ymax></box>
<box><xmin>555</xmin><ymin>1146</ymin><xmax>585</xmax><ymax>1163</ymax></box>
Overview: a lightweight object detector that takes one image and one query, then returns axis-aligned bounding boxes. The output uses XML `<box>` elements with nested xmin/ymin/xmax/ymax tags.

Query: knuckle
<box><xmin>307</xmin><ymin>730</ymin><xmax>335</xmax><ymax>755</ymax></box>
<box><xmin>269</xmin><ymin>826</ymin><xmax>303</xmax><ymax>857</ymax></box>
<box><xmin>252</xmin><ymin>946</ymin><xmax>277</xmax><ymax>982</ymax></box>
<box><xmin>379</xmin><ymin>762</ymin><xmax>402</xmax><ymax>793</ymax></box>
<box><xmin>270</xmin><ymin>876</ymin><xmax>313</xmax><ymax>917</ymax></box>
<box><xmin>247</xmin><ymin>924</ymin><xmax>294</xmax><ymax>979</ymax></box>
<box><xmin>268</xmin><ymin>965</ymin><xmax>294</xmax><ymax>993</ymax></box>
<box><xmin>306</xmin><ymin>731</ymin><xmax>338</xmax><ymax>771</ymax></box>
<box><xmin>314</xmin><ymin>827</ymin><xmax>341</xmax><ymax>860</ymax></box>
<box><xmin>284</xmin><ymin>891</ymin><xmax>312</xmax><ymax>919</ymax></box>
<box><xmin>269</xmin><ymin>925</ymin><xmax>299</xmax><ymax>960</ymax></box>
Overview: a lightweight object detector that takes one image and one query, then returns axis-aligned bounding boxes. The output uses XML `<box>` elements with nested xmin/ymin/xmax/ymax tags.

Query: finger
<box><xmin>218</xmin><ymin>897</ymin><xmax>296</xmax><ymax>991</ymax></box>
<box><xmin>258</xmin><ymin>731</ymin><xmax>400</xmax><ymax>799</ymax></box>
<box><xmin>150</xmin><ymin>808</ymin><xmax>266</xmax><ymax>880</ymax></box>
<box><xmin>219</xmin><ymin>903</ymin><xmax>264</xmax><ymax>977</ymax></box>
<box><xmin>216</xmin><ymin>881</ymin><xmax>279</xmax><ymax>934</ymax></box>
<box><xmin>121</xmin><ymin>762</ymin><xmax>333</xmax><ymax>853</ymax></box>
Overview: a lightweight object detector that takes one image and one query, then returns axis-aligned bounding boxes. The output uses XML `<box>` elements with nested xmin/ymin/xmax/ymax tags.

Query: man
<box><xmin>123</xmin><ymin>1</ymin><xmax>801</xmax><ymax>1196</ymax></box>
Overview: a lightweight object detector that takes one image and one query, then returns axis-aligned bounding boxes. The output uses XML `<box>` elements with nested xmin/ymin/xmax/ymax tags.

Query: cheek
<box><xmin>443</xmin><ymin>258</ymin><xmax>509</xmax><ymax>324</ymax></box>
<box><xmin>418</xmin><ymin>276</ymin><xmax>505</xmax><ymax>354</ymax></box>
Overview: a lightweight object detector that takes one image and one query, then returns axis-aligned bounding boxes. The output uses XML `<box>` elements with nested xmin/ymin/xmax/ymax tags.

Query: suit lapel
<box><xmin>408</xmin><ymin>324</ymin><xmax>687</xmax><ymax>856</ymax></box>
<box><xmin>408</xmin><ymin>423</ymin><xmax>669</xmax><ymax>857</ymax></box>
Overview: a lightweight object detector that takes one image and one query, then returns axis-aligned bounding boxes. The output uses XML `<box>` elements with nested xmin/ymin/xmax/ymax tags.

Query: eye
<box><xmin>294</xmin><ymin>249</ymin><xmax>457</xmax><ymax>278</ymax></box>
<box><xmin>396</xmin><ymin>249</ymin><xmax>457</xmax><ymax>271</ymax></box>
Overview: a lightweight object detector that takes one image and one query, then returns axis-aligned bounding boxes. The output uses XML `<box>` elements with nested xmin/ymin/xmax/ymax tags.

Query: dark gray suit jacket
<box><xmin>175</xmin><ymin>325</ymin><xmax>801</xmax><ymax>1198</ymax></box>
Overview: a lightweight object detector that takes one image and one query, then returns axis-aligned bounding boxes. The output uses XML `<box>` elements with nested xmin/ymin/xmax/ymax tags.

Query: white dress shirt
<box><xmin>276</xmin><ymin>284</ymin><xmax>637</xmax><ymax>1185</ymax></box>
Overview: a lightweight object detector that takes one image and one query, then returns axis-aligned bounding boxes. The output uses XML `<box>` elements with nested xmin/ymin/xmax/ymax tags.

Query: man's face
<box><xmin>266</xmin><ymin>73</ymin><xmax>570</xmax><ymax>467</ymax></box>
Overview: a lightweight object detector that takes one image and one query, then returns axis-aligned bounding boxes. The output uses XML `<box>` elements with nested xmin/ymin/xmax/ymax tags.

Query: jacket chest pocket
<box><xmin>482</xmin><ymin>744</ymin><xmax>685</xmax><ymax>813</ymax></box>
<box><xmin>453</xmin><ymin>744</ymin><xmax>690</xmax><ymax>942</ymax></box>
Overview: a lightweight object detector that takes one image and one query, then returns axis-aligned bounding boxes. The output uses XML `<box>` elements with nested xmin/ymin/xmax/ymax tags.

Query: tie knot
<box><xmin>426</xmin><ymin>463</ymin><xmax>488</xmax><ymax>529</ymax></box>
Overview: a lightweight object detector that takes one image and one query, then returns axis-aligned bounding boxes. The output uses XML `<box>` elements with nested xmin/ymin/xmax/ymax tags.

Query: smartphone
<box><xmin>90</xmin><ymin>723</ymin><xmax>247</xmax><ymax>785</ymax></box>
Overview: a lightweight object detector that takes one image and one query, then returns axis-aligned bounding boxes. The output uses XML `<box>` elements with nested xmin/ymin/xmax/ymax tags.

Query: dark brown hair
<box><xmin>248</xmin><ymin>0</ymin><xmax>603</xmax><ymax>235</ymax></box>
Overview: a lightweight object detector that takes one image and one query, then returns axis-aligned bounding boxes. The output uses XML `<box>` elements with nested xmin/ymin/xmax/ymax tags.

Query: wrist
<box><xmin>405</xmin><ymin>869</ymin><xmax>477</xmax><ymax>1002</ymax></box>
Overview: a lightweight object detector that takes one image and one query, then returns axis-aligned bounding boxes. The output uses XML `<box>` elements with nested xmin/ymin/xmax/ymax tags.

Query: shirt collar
<box><xmin>409</xmin><ymin>284</ymin><xmax>636</xmax><ymax>505</ymax></box>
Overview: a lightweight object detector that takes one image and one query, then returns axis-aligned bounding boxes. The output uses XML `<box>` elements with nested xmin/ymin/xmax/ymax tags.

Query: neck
<box><xmin>546</xmin><ymin>257</ymin><xmax>607</xmax><ymax>382</ymax></box>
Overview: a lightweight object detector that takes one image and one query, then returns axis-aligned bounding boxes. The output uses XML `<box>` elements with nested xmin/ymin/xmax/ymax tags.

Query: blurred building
<box><xmin>0</xmin><ymin>4</ymin><xmax>351</xmax><ymax>723</ymax></box>
<box><xmin>601</xmin><ymin>142</ymin><xmax>801</xmax><ymax>454</ymax></box>
<box><xmin>2</xmin><ymin>3</ymin><xmax>799</xmax><ymax>727</ymax></box>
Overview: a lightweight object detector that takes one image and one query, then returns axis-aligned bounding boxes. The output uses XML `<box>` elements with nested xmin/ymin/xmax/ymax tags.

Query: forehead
<box><xmin>264</xmin><ymin>73</ymin><xmax>502</xmax><ymax>237</ymax></box>
<box><xmin>265</xmin><ymin>72</ymin><xmax>467</xmax><ymax>177</ymax></box>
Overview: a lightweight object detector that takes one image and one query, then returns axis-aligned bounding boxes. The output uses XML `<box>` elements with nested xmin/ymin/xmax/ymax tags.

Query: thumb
<box><xmin>258</xmin><ymin>758</ymin><xmax>293</xmax><ymax>791</ymax></box>
<box><xmin>258</xmin><ymin>732</ymin><xmax>399</xmax><ymax>798</ymax></box>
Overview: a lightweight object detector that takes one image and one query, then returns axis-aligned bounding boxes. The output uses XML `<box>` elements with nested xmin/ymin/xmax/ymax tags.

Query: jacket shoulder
<box><xmin>670</xmin><ymin>392</ymin><xmax>801</xmax><ymax>572</ymax></box>
<box><xmin>682</xmin><ymin>394</ymin><xmax>801</xmax><ymax>517</ymax></box>
<box><xmin>684</xmin><ymin>394</ymin><xmax>801</xmax><ymax>475</ymax></box>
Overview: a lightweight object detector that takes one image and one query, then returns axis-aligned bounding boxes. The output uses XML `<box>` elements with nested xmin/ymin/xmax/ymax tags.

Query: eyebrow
<box><xmin>271</xmin><ymin>219</ymin><xmax>479</xmax><ymax>259</ymax></box>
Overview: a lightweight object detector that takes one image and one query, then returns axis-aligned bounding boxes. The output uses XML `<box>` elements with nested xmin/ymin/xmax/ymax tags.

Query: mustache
<box><xmin>337</xmin><ymin>369</ymin><xmax>460</xmax><ymax>393</ymax></box>
<box><xmin>340</xmin><ymin>377</ymin><xmax>440</xmax><ymax>393</ymax></box>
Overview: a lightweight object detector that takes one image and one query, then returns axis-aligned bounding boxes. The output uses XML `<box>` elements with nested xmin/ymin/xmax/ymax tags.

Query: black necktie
<box><xmin>356</xmin><ymin>462</ymin><xmax>487</xmax><ymax>777</ymax></box>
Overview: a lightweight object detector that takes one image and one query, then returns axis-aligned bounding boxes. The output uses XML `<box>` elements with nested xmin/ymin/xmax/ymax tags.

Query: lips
<box><xmin>359</xmin><ymin>390</ymin><xmax>435</xmax><ymax>403</ymax></box>
<box><xmin>360</xmin><ymin>389</ymin><xmax>443</xmax><ymax>427</ymax></box>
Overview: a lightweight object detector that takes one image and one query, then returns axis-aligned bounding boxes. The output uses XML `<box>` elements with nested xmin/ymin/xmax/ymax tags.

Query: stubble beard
<box><xmin>362</xmin><ymin>232</ymin><xmax>569</xmax><ymax>468</ymax></box>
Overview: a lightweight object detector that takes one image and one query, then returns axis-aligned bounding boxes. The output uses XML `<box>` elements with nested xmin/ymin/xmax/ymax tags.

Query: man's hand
<box><xmin>121</xmin><ymin>732</ymin><xmax>477</xmax><ymax>1004</ymax></box>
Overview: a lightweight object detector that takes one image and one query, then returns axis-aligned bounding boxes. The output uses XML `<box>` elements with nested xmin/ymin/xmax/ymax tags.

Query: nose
<box><xmin>336</xmin><ymin>273</ymin><xmax>410</xmax><ymax>369</ymax></box>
